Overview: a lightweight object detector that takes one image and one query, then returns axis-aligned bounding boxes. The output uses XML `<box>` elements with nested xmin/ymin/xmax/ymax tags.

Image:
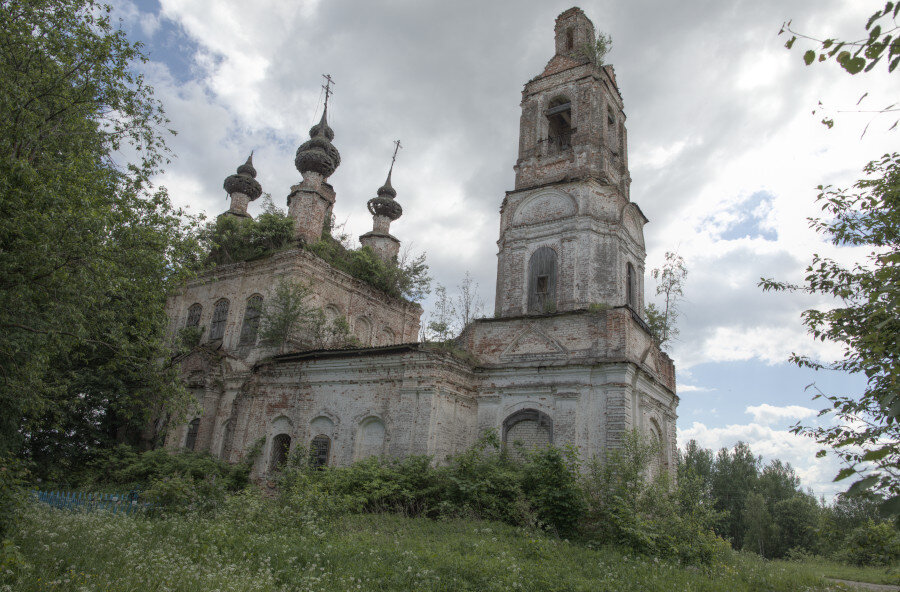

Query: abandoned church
<box><xmin>164</xmin><ymin>7</ymin><xmax>678</xmax><ymax>478</ymax></box>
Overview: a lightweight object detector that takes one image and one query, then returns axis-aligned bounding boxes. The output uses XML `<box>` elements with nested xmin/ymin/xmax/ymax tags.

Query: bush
<box><xmin>203</xmin><ymin>205</ymin><xmax>294</xmax><ymax>266</ymax></box>
<box><xmin>581</xmin><ymin>431</ymin><xmax>727</xmax><ymax>564</ymax></box>
<box><xmin>144</xmin><ymin>473</ymin><xmax>227</xmax><ymax>515</ymax></box>
<box><xmin>840</xmin><ymin>520</ymin><xmax>900</xmax><ymax>566</ymax></box>
<box><xmin>83</xmin><ymin>445</ymin><xmax>253</xmax><ymax>492</ymax></box>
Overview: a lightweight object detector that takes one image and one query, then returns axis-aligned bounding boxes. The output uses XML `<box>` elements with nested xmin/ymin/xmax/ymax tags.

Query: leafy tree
<box><xmin>761</xmin><ymin>154</ymin><xmax>900</xmax><ymax>513</ymax></box>
<box><xmin>742</xmin><ymin>492</ymin><xmax>772</xmax><ymax>557</ymax></box>
<box><xmin>203</xmin><ymin>196</ymin><xmax>294</xmax><ymax>266</ymax></box>
<box><xmin>709</xmin><ymin>442</ymin><xmax>760</xmax><ymax>549</ymax></box>
<box><xmin>258</xmin><ymin>278</ymin><xmax>317</xmax><ymax>354</ymax></box>
<box><xmin>426</xmin><ymin>284</ymin><xmax>457</xmax><ymax>341</ymax></box>
<box><xmin>454</xmin><ymin>271</ymin><xmax>484</xmax><ymax>330</ymax></box>
<box><xmin>645</xmin><ymin>251</ymin><xmax>687</xmax><ymax>348</ymax></box>
<box><xmin>781</xmin><ymin>3</ymin><xmax>900</xmax><ymax>75</ymax></box>
<box><xmin>579</xmin><ymin>31</ymin><xmax>613</xmax><ymax>67</ymax></box>
<box><xmin>0</xmin><ymin>0</ymin><xmax>203</xmax><ymax>466</ymax></box>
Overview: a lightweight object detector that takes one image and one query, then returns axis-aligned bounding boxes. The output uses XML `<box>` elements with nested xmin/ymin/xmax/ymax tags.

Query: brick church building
<box><xmin>164</xmin><ymin>7</ymin><xmax>678</xmax><ymax>477</ymax></box>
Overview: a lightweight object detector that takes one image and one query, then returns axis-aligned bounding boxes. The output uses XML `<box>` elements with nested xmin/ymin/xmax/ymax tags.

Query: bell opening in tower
<box><xmin>547</xmin><ymin>96</ymin><xmax>572</xmax><ymax>153</ymax></box>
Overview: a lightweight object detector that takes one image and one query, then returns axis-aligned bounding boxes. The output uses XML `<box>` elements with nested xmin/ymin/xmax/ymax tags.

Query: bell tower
<box><xmin>494</xmin><ymin>7</ymin><xmax>647</xmax><ymax>318</ymax></box>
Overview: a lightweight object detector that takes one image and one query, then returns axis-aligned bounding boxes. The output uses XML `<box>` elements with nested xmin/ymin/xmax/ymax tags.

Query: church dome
<box><xmin>223</xmin><ymin>153</ymin><xmax>262</xmax><ymax>200</ymax></box>
<box><xmin>367</xmin><ymin>170</ymin><xmax>402</xmax><ymax>220</ymax></box>
<box><xmin>295</xmin><ymin>107</ymin><xmax>341</xmax><ymax>178</ymax></box>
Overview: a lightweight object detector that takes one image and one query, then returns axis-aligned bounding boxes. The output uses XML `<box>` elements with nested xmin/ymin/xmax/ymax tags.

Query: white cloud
<box><xmin>745</xmin><ymin>403</ymin><xmax>817</xmax><ymax>424</ymax></box>
<box><xmin>678</xmin><ymin>384</ymin><xmax>715</xmax><ymax>393</ymax></box>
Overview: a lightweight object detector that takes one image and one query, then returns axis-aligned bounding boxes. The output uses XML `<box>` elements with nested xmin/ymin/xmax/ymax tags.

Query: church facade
<box><xmin>164</xmin><ymin>7</ymin><xmax>678</xmax><ymax>477</ymax></box>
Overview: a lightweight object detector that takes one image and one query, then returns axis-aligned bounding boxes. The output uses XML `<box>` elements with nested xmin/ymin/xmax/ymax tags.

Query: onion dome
<box><xmin>223</xmin><ymin>153</ymin><xmax>262</xmax><ymax>200</ymax></box>
<box><xmin>294</xmin><ymin>107</ymin><xmax>341</xmax><ymax>178</ymax></box>
<box><xmin>367</xmin><ymin>170</ymin><xmax>402</xmax><ymax>220</ymax></box>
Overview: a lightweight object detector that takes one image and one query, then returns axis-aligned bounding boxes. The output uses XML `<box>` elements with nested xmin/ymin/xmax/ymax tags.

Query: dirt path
<box><xmin>826</xmin><ymin>578</ymin><xmax>900</xmax><ymax>591</ymax></box>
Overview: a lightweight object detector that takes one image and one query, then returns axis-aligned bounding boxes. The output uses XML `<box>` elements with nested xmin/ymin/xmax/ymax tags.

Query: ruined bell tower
<box><xmin>494</xmin><ymin>7</ymin><xmax>647</xmax><ymax>318</ymax></box>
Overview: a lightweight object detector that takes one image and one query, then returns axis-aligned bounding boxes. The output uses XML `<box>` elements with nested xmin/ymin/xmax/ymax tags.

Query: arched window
<box><xmin>184</xmin><ymin>418</ymin><xmax>200</xmax><ymax>451</ymax></box>
<box><xmin>270</xmin><ymin>433</ymin><xmax>291</xmax><ymax>471</ymax></box>
<box><xmin>502</xmin><ymin>409</ymin><xmax>553</xmax><ymax>456</ymax></box>
<box><xmin>186</xmin><ymin>303</ymin><xmax>202</xmax><ymax>327</ymax></box>
<box><xmin>310</xmin><ymin>435</ymin><xmax>331</xmax><ymax>468</ymax></box>
<box><xmin>219</xmin><ymin>418</ymin><xmax>234</xmax><ymax>460</ymax></box>
<box><xmin>547</xmin><ymin>96</ymin><xmax>572</xmax><ymax>152</ymax></box>
<box><xmin>626</xmin><ymin>262</ymin><xmax>637</xmax><ymax>309</ymax></box>
<box><xmin>528</xmin><ymin>247</ymin><xmax>558</xmax><ymax>313</ymax></box>
<box><xmin>209</xmin><ymin>298</ymin><xmax>229</xmax><ymax>341</ymax></box>
<box><xmin>238</xmin><ymin>294</ymin><xmax>263</xmax><ymax>346</ymax></box>
<box><xmin>565</xmin><ymin>28</ymin><xmax>574</xmax><ymax>51</ymax></box>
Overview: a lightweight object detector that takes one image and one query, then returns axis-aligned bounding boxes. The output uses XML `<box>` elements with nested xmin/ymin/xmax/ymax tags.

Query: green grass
<box><xmin>0</xmin><ymin>498</ymin><xmax>874</xmax><ymax>592</ymax></box>
<box><xmin>781</xmin><ymin>558</ymin><xmax>900</xmax><ymax>586</ymax></box>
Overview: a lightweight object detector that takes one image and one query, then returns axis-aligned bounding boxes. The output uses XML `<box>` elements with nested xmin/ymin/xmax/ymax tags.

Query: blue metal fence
<box><xmin>32</xmin><ymin>490</ymin><xmax>148</xmax><ymax>515</ymax></box>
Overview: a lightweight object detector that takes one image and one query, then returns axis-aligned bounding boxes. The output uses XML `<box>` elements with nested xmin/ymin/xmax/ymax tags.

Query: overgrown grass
<box><xmin>3</xmin><ymin>499</ymin><xmax>840</xmax><ymax>592</ymax></box>
<box><xmin>782</xmin><ymin>557</ymin><xmax>900</xmax><ymax>586</ymax></box>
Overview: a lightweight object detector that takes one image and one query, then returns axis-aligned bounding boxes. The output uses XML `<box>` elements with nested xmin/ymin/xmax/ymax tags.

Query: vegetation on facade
<box><xmin>305</xmin><ymin>234</ymin><xmax>431</xmax><ymax>302</ymax></box>
<box><xmin>644</xmin><ymin>251</ymin><xmax>687</xmax><ymax>349</ymax></box>
<box><xmin>203</xmin><ymin>198</ymin><xmax>295</xmax><ymax>266</ymax></box>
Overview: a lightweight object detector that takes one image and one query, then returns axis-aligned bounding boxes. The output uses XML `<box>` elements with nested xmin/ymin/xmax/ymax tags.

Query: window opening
<box><xmin>528</xmin><ymin>247</ymin><xmax>558</xmax><ymax>313</ymax></box>
<box><xmin>565</xmin><ymin>28</ymin><xmax>574</xmax><ymax>51</ymax></box>
<box><xmin>186</xmin><ymin>303</ymin><xmax>202</xmax><ymax>327</ymax></box>
<box><xmin>310</xmin><ymin>435</ymin><xmax>331</xmax><ymax>469</ymax></box>
<box><xmin>238</xmin><ymin>295</ymin><xmax>263</xmax><ymax>346</ymax></box>
<box><xmin>209</xmin><ymin>299</ymin><xmax>229</xmax><ymax>341</ymax></box>
<box><xmin>546</xmin><ymin>97</ymin><xmax>572</xmax><ymax>152</ymax></box>
<box><xmin>626</xmin><ymin>263</ymin><xmax>636</xmax><ymax>308</ymax></box>
<box><xmin>185</xmin><ymin>418</ymin><xmax>200</xmax><ymax>451</ymax></box>
<box><xmin>270</xmin><ymin>433</ymin><xmax>291</xmax><ymax>471</ymax></box>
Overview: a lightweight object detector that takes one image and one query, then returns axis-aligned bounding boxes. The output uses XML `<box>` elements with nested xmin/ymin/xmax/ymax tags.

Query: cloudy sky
<box><xmin>115</xmin><ymin>0</ymin><xmax>896</xmax><ymax>497</ymax></box>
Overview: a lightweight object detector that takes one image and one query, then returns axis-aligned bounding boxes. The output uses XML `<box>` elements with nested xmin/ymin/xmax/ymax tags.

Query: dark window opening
<box><xmin>310</xmin><ymin>435</ymin><xmax>331</xmax><ymax>469</ymax></box>
<box><xmin>565</xmin><ymin>28</ymin><xmax>574</xmax><ymax>51</ymax></box>
<box><xmin>185</xmin><ymin>418</ymin><xmax>200</xmax><ymax>451</ymax></box>
<box><xmin>626</xmin><ymin>262</ymin><xmax>637</xmax><ymax>308</ymax></box>
<box><xmin>186</xmin><ymin>303</ymin><xmax>202</xmax><ymax>327</ymax></box>
<box><xmin>546</xmin><ymin>97</ymin><xmax>572</xmax><ymax>152</ymax></box>
<box><xmin>528</xmin><ymin>247</ymin><xmax>558</xmax><ymax>313</ymax></box>
<box><xmin>270</xmin><ymin>433</ymin><xmax>291</xmax><ymax>471</ymax></box>
<box><xmin>209</xmin><ymin>298</ymin><xmax>229</xmax><ymax>341</ymax></box>
<box><xmin>238</xmin><ymin>295</ymin><xmax>263</xmax><ymax>346</ymax></box>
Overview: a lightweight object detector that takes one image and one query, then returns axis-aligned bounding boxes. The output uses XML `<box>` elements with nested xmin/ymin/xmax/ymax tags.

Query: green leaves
<box><xmin>767</xmin><ymin>155</ymin><xmax>900</xmax><ymax>511</ymax></box>
<box><xmin>803</xmin><ymin>50</ymin><xmax>815</xmax><ymax>65</ymax></box>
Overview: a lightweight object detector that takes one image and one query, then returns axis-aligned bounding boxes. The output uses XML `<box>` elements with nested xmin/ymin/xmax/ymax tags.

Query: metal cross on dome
<box><xmin>322</xmin><ymin>73</ymin><xmax>335</xmax><ymax>107</ymax></box>
<box><xmin>389</xmin><ymin>139</ymin><xmax>402</xmax><ymax>173</ymax></box>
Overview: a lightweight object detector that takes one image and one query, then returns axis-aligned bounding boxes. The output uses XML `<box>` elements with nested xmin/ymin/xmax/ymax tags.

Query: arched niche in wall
<box><xmin>355</xmin><ymin>416</ymin><xmax>386</xmax><ymax>460</ymax></box>
<box><xmin>512</xmin><ymin>190</ymin><xmax>577</xmax><ymax>227</ymax></box>
<box><xmin>354</xmin><ymin>317</ymin><xmax>372</xmax><ymax>346</ymax></box>
<box><xmin>502</xmin><ymin>409</ymin><xmax>553</xmax><ymax>457</ymax></box>
<box><xmin>647</xmin><ymin>417</ymin><xmax>668</xmax><ymax>478</ymax></box>
<box><xmin>380</xmin><ymin>327</ymin><xmax>395</xmax><ymax>346</ymax></box>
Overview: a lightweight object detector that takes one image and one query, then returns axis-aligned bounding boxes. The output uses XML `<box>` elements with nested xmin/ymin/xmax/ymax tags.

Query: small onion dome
<box><xmin>367</xmin><ymin>171</ymin><xmax>402</xmax><ymax>220</ymax></box>
<box><xmin>223</xmin><ymin>153</ymin><xmax>262</xmax><ymax>200</ymax></box>
<box><xmin>295</xmin><ymin>107</ymin><xmax>341</xmax><ymax>177</ymax></box>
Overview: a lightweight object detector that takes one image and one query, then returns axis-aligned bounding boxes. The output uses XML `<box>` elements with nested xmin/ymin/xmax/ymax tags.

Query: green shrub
<box><xmin>203</xmin><ymin>205</ymin><xmax>294</xmax><ymax>266</ymax></box>
<box><xmin>840</xmin><ymin>520</ymin><xmax>900</xmax><ymax>566</ymax></box>
<box><xmin>581</xmin><ymin>430</ymin><xmax>727</xmax><ymax>564</ymax></box>
<box><xmin>520</xmin><ymin>445</ymin><xmax>585</xmax><ymax>537</ymax></box>
<box><xmin>144</xmin><ymin>473</ymin><xmax>227</xmax><ymax>515</ymax></box>
<box><xmin>84</xmin><ymin>445</ymin><xmax>252</xmax><ymax>491</ymax></box>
